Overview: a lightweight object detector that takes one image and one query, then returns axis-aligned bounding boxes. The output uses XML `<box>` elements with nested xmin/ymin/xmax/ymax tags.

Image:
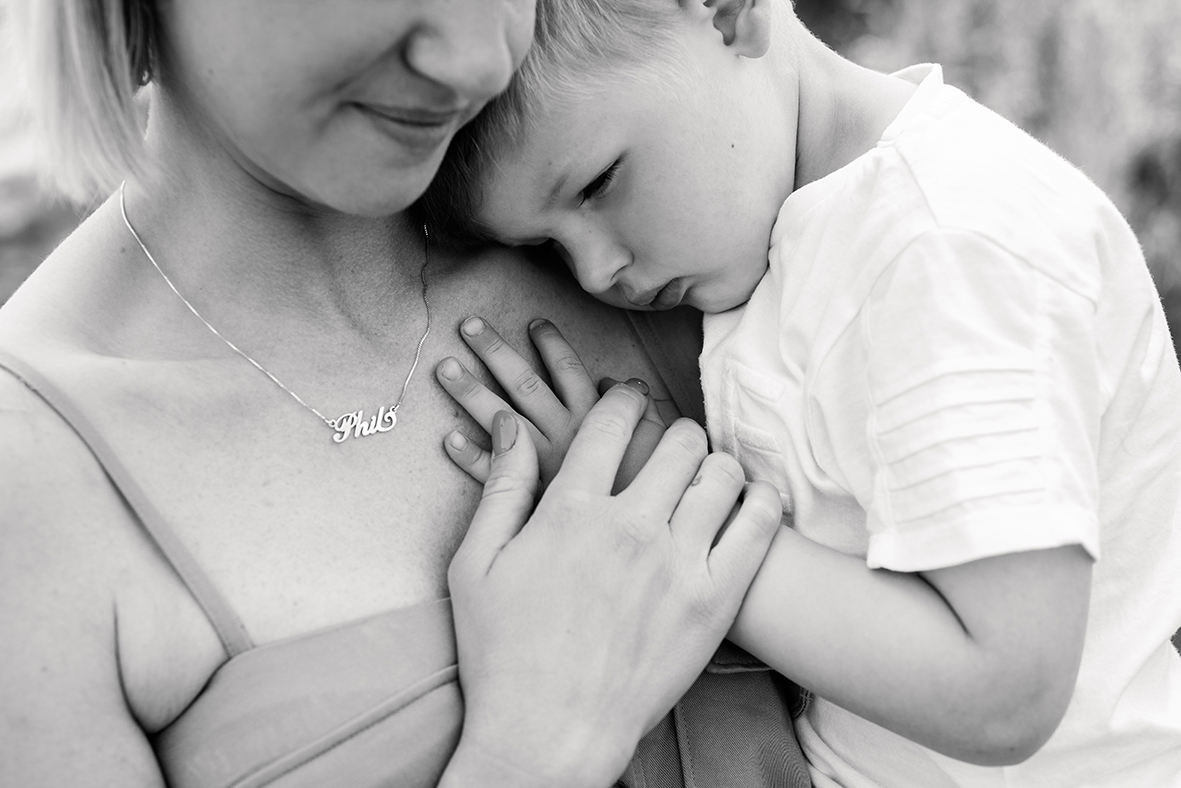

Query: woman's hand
<box><xmin>441</xmin><ymin>385</ymin><xmax>782</xmax><ymax>788</ymax></box>
<box><xmin>436</xmin><ymin>316</ymin><xmax>668</xmax><ymax>490</ymax></box>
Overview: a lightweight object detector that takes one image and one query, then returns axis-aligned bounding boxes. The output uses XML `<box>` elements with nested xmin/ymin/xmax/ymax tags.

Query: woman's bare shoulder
<box><xmin>435</xmin><ymin>245</ymin><xmax>640</xmax><ymax>346</ymax></box>
<box><xmin>0</xmin><ymin>196</ymin><xmax>135</xmax><ymax>345</ymax></box>
<box><xmin>0</xmin><ymin>366</ymin><xmax>135</xmax><ymax>597</ymax></box>
<box><xmin>0</xmin><ymin>368</ymin><xmax>167</xmax><ymax>785</ymax></box>
<box><xmin>432</xmin><ymin>243</ymin><xmax>703</xmax><ymax>399</ymax></box>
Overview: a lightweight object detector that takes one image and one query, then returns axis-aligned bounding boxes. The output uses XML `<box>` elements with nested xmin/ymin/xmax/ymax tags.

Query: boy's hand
<box><xmin>436</xmin><ymin>317</ymin><xmax>668</xmax><ymax>490</ymax></box>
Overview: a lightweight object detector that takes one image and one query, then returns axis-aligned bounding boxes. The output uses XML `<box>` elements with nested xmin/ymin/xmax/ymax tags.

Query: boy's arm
<box><xmin>733</xmin><ymin>513</ymin><xmax>1092</xmax><ymax>766</ymax></box>
<box><xmin>734</xmin><ymin>228</ymin><xmax>1102</xmax><ymax>765</ymax></box>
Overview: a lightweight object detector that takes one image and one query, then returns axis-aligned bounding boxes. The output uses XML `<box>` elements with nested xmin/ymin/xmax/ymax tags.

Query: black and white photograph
<box><xmin>2</xmin><ymin>0</ymin><xmax>1180</xmax><ymax>785</ymax></box>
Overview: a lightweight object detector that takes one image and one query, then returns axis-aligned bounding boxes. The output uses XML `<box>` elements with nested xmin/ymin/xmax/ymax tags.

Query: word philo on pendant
<box><xmin>333</xmin><ymin>407</ymin><xmax>398</xmax><ymax>443</ymax></box>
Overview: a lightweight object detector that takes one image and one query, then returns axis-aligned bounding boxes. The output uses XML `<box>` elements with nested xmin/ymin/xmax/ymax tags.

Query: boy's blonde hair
<box><xmin>418</xmin><ymin>0</ymin><xmax>683</xmax><ymax>246</ymax></box>
<box><xmin>13</xmin><ymin>0</ymin><xmax>156</xmax><ymax>202</ymax></box>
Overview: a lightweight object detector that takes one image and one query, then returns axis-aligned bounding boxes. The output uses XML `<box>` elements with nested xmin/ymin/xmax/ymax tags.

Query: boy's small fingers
<box><xmin>436</xmin><ymin>356</ymin><xmax>511</xmax><ymax>431</ymax></box>
<box><xmin>461</xmin><ymin>317</ymin><xmax>569</xmax><ymax>429</ymax></box>
<box><xmin>444</xmin><ymin>430</ymin><xmax>491</xmax><ymax>484</ymax></box>
<box><xmin>529</xmin><ymin>319</ymin><xmax>598</xmax><ymax>413</ymax></box>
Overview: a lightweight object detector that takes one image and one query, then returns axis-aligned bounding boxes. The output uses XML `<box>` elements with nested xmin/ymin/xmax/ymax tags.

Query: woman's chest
<box><xmin>113</xmin><ymin>253</ymin><xmax>678</xmax><ymax>727</ymax></box>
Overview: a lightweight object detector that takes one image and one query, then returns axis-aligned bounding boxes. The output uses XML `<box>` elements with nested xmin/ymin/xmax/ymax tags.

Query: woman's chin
<box><xmin>299</xmin><ymin>178</ymin><xmax>433</xmax><ymax>218</ymax></box>
<box><xmin>268</xmin><ymin>157</ymin><xmax>442</xmax><ymax>218</ymax></box>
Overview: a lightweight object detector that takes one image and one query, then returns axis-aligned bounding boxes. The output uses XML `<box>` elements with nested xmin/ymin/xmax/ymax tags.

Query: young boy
<box><xmin>422</xmin><ymin>0</ymin><xmax>1181</xmax><ymax>785</ymax></box>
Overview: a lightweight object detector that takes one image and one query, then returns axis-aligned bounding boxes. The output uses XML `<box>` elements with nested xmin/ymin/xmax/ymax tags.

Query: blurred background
<box><xmin>2</xmin><ymin>0</ymin><xmax>1181</xmax><ymax>352</ymax></box>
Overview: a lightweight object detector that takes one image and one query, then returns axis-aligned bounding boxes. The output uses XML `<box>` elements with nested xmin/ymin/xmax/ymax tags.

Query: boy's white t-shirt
<box><xmin>700</xmin><ymin>64</ymin><xmax>1181</xmax><ymax>787</ymax></box>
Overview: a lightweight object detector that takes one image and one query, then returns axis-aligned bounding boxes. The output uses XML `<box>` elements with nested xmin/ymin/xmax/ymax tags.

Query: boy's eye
<box><xmin>579</xmin><ymin>159</ymin><xmax>622</xmax><ymax>204</ymax></box>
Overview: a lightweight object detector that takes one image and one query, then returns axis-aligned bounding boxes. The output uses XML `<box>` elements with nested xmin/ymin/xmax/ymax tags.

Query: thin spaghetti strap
<box><xmin>0</xmin><ymin>349</ymin><xmax>254</xmax><ymax>658</ymax></box>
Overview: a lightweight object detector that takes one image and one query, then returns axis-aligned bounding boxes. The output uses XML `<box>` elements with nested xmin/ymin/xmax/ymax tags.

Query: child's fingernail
<box><xmin>439</xmin><ymin>358</ymin><xmax>462</xmax><ymax>380</ymax></box>
<box><xmin>492</xmin><ymin>411</ymin><xmax>517</xmax><ymax>456</ymax></box>
<box><xmin>624</xmin><ymin>377</ymin><xmax>650</xmax><ymax>396</ymax></box>
<box><xmin>462</xmin><ymin>317</ymin><xmax>485</xmax><ymax>336</ymax></box>
<box><xmin>528</xmin><ymin>318</ymin><xmax>548</xmax><ymax>331</ymax></box>
<box><xmin>447</xmin><ymin>431</ymin><xmax>467</xmax><ymax>450</ymax></box>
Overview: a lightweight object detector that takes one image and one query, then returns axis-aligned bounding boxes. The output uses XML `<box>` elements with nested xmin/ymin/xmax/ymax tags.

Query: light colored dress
<box><xmin>0</xmin><ymin>303</ymin><xmax>810</xmax><ymax>787</ymax></box>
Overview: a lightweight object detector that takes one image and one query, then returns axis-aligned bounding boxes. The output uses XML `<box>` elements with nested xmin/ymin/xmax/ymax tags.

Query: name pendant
<box><xmin>332</xmin><ymin>406</ymin><xmax>398</xmax><ymax>443</ymax></box>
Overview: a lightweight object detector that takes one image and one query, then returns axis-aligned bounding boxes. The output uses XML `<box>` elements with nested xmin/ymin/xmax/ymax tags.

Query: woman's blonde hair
<box><xmin>13</xmin><ymin>0</ymin><xmax>156</xmax><ymax>202</ymax></box>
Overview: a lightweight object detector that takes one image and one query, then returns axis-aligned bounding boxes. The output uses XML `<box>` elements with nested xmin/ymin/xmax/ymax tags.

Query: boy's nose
<box><xmin>405</xmin><ymin>0</ymin><xmax>534</xmax><ymax>105</ymax></box>
<box><xmin>560</xmin><ymin>237</ymin><xmax>629</xmax><ymax>296</ymax></box>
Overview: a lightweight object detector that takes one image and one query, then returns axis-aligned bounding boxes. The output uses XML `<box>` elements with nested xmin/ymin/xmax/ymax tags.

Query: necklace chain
<box><xmin>118</xmin><ymin>182</ymin><xmax>432</xmax><ymax>442</ymax></box>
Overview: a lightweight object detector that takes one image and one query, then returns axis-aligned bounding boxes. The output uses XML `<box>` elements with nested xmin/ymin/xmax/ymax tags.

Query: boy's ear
<box><xmin>695</xmin><ymin>0</ymin><xmax>771</xmax><ymax>58</ymax></box>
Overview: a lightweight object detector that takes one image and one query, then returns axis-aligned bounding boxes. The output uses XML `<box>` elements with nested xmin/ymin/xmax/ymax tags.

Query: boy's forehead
<box><xmin>476</xmin><ymin>148</ymin><xmax>556</xmax><ymax>237</ymax></box>
<box><xmin>476</xmin><ymin>113</ymin><xmax>588</xmax><ymax>228</ymax></box>
<box><xmin>474</xmin><ymin>65</ymin><xmax>659</xmax><ymax>235</ymax></box>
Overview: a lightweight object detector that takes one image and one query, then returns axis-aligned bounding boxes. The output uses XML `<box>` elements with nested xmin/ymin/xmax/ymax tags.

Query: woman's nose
<box><xmin>405</xmin><ymin>0</ymin><xmax>535</xmax><ymax>104</ymax></box>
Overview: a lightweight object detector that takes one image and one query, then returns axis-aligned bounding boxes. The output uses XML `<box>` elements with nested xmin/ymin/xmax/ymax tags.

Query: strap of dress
<box><xmin>626</xmin><ymin>309</ymin><xmax>706</xmax><ymax>425</ymax></box>
<box><xmin>0</xmin><ymin>349</ymin><xmax>255</xmax><ymax>657</ymax></box>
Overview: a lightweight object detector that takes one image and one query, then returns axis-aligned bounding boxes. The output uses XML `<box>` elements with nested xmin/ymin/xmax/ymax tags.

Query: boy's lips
<box><xmin>629</xmin><ymin>279</ymin><xmax>686</xmax><ymax>310</ymax></box>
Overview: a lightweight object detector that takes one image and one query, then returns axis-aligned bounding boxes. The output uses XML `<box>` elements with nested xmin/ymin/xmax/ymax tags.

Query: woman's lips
<box><xmin>354</xmin><ymin>102</ymin><xmax>462</xmax><ymax>152</ymax></box>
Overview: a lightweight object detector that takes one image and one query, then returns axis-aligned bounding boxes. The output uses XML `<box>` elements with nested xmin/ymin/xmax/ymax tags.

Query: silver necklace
<box><xmin>118</xmin><ymin>182</ymin><xmax>432</xmax><ymax>444</ymax></box>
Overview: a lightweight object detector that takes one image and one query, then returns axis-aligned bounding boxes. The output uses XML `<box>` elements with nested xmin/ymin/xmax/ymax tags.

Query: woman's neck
<box><xmin>130</xmin><ymin>92</ymin><xmax>430</xmax><ymax>339</ymax></box>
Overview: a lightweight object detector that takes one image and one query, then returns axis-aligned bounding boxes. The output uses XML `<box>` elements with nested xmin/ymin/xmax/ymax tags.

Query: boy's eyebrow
<box><xmin>546</xmin><ymin>171</ymin><xmax>571</xmax><ymax>206</ymax></box>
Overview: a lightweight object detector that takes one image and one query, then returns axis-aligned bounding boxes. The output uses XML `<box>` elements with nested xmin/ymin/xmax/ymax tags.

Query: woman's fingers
<box><xmin>704</xmin><ymin>480</ymin><xmax>783</xmax><ymax>596</ymax></box>
<box><xmin>597</xmin><ymin>377</ymin><xmax>664</xmax><ymax>429</ymax></box>
<box><xmin>621</xmin><ymin>383</ymin><xmax>669</xmax><ymax>491</ymax></box>
<box><xmin>450</xmin><ymin>413</ymin><xmax>539</xmax><ymax>572</ymax></box>
<box><xmin>599</xmin><ymin>377</ymin><xmax>669</xmax><ymax>493</ymax></box>
<box><xmin>668</xmin><ymin>452</ymin><xmax>748</xmax><ymax>552</ymax></box>
<box><xmin>448</xmin><ymin>409</ymin><xmax>779</xmax><ymax>786</ymax></box>
<box><xmin>620</xmin><ymin>418</ymin><xmax>710</xmax><ymax>514</ymax></box>
<box><xmin>460</xmin><ymin>317</ymin><xmax>570</xmax><ymax>430</ymax></box>
<box><xmin>444</xmin><ymin>431</ymin><xmax>492</xmax><ymax>484</ymax></box>
<box><xmin>552</xmin><ymin>382</ymin><xmax>649</xmax><ymax>494</ymax></box>
<box><xmin>599</xmin><ymin>376</ymin><xmax>682</xmax><ymax>427</ymax></box>
<box><xmin>528</xmin><ymin>319</ymin><xmax>598</xmax><ymax>415</ymax></box>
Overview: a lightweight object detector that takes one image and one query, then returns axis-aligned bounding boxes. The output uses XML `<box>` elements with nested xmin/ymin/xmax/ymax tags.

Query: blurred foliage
<box><xmin>799</xmin><ymin>0</ymin><xmax>1181</xmax><ymax>654</ymax></box>
<box><xmin>0</xmin><ymin>1</ymin><xmax>83</xmax><ymax>302</ymax></box>
<box><xmin>797</xmin><ymin>0</ymin><xmax>1181</xmax><ymax>346</ymax></box>
<box><xmin>2</xmin><ymin>0</ymin><xmax>1180</xmax><ymax>336</ymax></box>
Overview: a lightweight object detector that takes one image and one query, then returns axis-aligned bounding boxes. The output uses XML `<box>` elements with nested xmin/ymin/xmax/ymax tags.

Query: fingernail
<box><xmin>492</xmin><ymin>411</ymin><xmax>517</xmax><ymax>456</ymax></box>
<box><xmin>439</xmin><ymin>358</ymin><xmax>462</xmax><ymax>380</ymax></box>
<box><xmin>447</xmin><ymin>431</ymin><xmax>467</xmax><ymax>450</ymax></box>
<box><xmin>462</xmin><ymin>317</ymin><xmax>485</xmax><ymax>336</ymax></box>
<box><xmin>624</xmin><ymin>377</ymin><xmax>650</xmax><ymax>396</ymax></box>
<box><xmin>528</xmin><ymin>318</ymin><xmax>548</xmax><ymax>331</ymax></box>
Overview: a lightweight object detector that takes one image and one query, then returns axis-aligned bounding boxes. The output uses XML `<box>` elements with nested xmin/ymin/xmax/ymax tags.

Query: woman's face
<box><xmin>157</xmin><ymin>0</ymin><xmax>535</xmax><ymax>215</ymax></box>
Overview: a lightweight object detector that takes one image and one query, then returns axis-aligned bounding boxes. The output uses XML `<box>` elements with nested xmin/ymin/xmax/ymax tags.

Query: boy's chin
<box><xmin>685</xmin><ymin>292</ymin><xmax>753</xmax><ymax>315</ymax></box>
<box><xmin>595</xmin><ymin>290</ymin><xmax>745</xmax><ymax>315</ymax></box>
